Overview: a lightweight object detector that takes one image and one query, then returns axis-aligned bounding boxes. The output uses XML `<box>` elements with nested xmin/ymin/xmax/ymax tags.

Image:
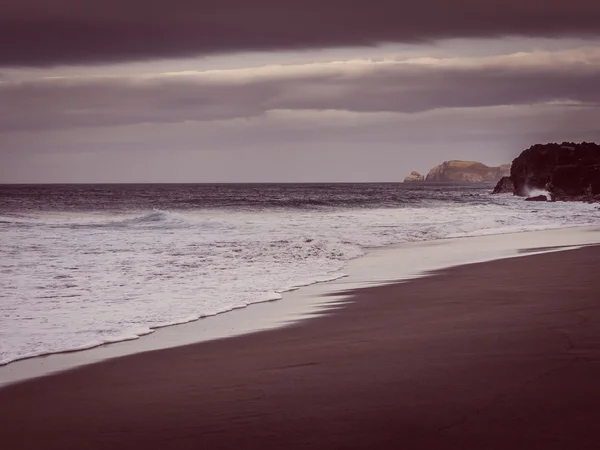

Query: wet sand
<box><xmin>1</xmin><ymin>246</ymin><xmax>600</xmax><ymax>449</ymax></box>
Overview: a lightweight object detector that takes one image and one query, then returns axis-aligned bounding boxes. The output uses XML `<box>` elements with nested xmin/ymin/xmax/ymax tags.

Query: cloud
<box><xmin>2</xmin><ymin>0</ymin><xmax>600</xmax><ymax>67</ymax></box>
<box><xmin>1</xmin><ymin>48</ymin><xmax>600</xmax><ymax>132</ymax></box>
<box><xmin>3</xmin><ymin>102</ymin><xmax>600</xmax><ymax>183</ymax></box>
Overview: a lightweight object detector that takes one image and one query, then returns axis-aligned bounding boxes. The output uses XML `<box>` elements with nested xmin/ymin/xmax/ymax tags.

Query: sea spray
<box><xmin>524</xmin><ymin>187</ymin><xmax>552</xmax><ymax>200</ymax></box>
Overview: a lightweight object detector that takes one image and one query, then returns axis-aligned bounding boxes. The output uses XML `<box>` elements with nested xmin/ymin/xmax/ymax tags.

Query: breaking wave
<box><xmin>1</xmin><ymin>184</ymin><xmax>599</xmax><ymax>366</ymax></box>
<box><xmin>524</xmin><ymin>187</ymin><xmax>552</xmax><ymax>200</ymax></box>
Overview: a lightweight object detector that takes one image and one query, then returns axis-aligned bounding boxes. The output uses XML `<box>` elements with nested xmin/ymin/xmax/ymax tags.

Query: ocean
<box><xmin>1</xmin><ymin>183</ymin><xmax>598</xmax><ymax>365</ymax></box>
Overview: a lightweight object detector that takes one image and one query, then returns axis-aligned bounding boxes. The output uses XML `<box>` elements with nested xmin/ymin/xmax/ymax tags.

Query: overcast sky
<box><xmin>2</xmin><ymin>1</ymin><xmax>600</xmax><ymax>182</ymax></box>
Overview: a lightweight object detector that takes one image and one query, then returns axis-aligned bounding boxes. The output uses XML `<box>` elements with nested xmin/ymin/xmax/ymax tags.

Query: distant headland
<box><xmin>404</xmin><ymin>161</ymin><xmax>510</xmax><ymax>183</ymax></box>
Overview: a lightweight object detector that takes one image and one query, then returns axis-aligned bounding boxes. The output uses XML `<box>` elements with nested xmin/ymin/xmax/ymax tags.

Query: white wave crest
<box><xmin>524</xmin><ymin>187</ymin><xmax>552</xmax><ymax>200</ymax></box>
<box><xmin>117</xmin><ymin>209</ymin><xmax>189</xmax><ymax>226</ymax></box>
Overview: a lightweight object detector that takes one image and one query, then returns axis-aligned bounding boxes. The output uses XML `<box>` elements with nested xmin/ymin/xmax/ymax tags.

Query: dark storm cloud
<box><xmin>2</xmin><ymin>53</ymin><xmax>600</xmax><ymax>131</ymax></box>
<box><xmin>2</xmin><ymin>0</ymin><xmax>600</xmax><ymax>67</ymax></box>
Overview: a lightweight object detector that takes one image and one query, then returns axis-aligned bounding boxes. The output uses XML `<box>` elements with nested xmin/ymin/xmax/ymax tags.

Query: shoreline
<box><xmin>2</xmin><ymin>244</ymin><xmax>600</xmax><ymax>448</ymax></box>
<box><xmin>2</xmin><ymin>225</ymin><xmax>600</xmax><ymax>387</ymax></box>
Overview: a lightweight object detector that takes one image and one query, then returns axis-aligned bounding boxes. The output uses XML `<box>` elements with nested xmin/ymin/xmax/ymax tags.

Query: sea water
<box><xmin>1</xmin><ymin>183</ymin><xmax>598</xmax><ymax>365</ymax></box>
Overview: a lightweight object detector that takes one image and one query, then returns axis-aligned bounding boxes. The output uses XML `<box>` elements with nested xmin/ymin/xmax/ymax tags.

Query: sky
<box><xmin>1</xmin><ymin>0</ymin><xmax>600</xmax><ymax>183</ymax></box>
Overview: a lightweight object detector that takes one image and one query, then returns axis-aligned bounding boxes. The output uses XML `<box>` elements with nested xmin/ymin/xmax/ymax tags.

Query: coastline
<box><xmin>2</xmin><ymin>243</ymin><xmax>600</xmax><ymax>449</ymax></box>
<box><xmin>1</xmin><ymin>225</ymin><xmax>600</xmax><ymax>387</ymax></box>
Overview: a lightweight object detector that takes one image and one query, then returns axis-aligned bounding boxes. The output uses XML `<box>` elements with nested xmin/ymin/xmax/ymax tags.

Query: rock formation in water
<box><xmin>403</xmin><ymin>171</ymin><xmax>425</xmax><ymax>182</ymax></box>
<box><xmin>504</xmin><ymin>142</ymin><xmax>600</xmax><ymax>201</ymax></box>
<box><xmin>492</xmin><ymin>176</ymin><xmax>514</xmax><ymax>194</ymax></box>
<box><xmin>425</xmin><ymin>161</ymin><xmax>510</xmax><ymax>183</ymax></box>
<box><xmin>525</xmin><ymin>195</ymin><xmax>549</xmax><ymax>202</ymax></box>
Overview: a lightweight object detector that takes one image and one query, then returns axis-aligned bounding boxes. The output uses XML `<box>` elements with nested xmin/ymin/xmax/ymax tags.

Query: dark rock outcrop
<box><xmin>525</xmin><ymin>195</ymin><xmax>549</xmax><ymax>202</ymax></box>
<box><xmin>492</xmin><ymin>176</ymin><xmax>514</xmax><ymax>194</ymax></box>
<box><xmin>425</xmin><ymin>161</ymin><xmax>510</xmax><ymax>182</ymax></box>
<box><xmin>510</xmin><ymin>142</ymin><xmax>600</xmax><ymax>201</ymax></box>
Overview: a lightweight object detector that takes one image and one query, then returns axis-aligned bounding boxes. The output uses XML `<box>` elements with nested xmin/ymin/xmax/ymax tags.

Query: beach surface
<box><xmin>1</xmin><ymin>244</ymin><xmax>600</xmax><ymax>449</ymax></box>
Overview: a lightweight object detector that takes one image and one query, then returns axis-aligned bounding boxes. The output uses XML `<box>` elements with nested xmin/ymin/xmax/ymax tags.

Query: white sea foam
<box><xmin>1</xmin><ymin>196</ymin><xmax>599</xmax><ymax>365</ymax></box>
<box><xmin>524</xmin><ymin>187</ymin><xmax>552</xmax><ymax>200</ymax></box>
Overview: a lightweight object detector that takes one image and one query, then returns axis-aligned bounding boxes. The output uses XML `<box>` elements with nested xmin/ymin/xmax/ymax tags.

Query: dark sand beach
<box><xmin>1</xmin><ymin>246</ymin><xmax>600</xmax><ymax>449</ymax></box>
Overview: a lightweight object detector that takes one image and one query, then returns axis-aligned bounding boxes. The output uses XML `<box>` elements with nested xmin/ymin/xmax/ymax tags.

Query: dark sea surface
<box><xmin>0</xmin><ymin>182</ymin><xmax>496</xmax><ymax>213</ymax></box>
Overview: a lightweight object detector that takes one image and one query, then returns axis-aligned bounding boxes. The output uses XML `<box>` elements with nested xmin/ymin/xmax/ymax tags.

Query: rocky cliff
<box><xmin>492</xmin><ymin>176</ymin><xmax>514</xmax><ymax>194</ymax></box>
<box><xmin>425</xmin><ymin>161</ymin><xmax>510</xmax><ymax>182</ymax></box>
<box><xmin>403</xmin><ymin>171</ymin><xmax>425</xmax><ymax>182</ymax></box>
<box><xmin>508</xmin><ymin>142</ymin><xmax>600</xmax><ymax>201</ymax></box>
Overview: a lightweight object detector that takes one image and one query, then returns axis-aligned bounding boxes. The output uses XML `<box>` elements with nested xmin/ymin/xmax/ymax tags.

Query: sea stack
<box><xmin>494</xmin><ymin>142</ymin><xmax>600</xmax><ymax>202</ymax></box>
<box><xmin>492</xmin><ymin>176</ymin><xmax>514</xmax><ymax>194</ymax></box>
<box><xmin>403</xmin><ymin>171</ymin><xmax>425</xmax><ymax>182</ymax></box>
